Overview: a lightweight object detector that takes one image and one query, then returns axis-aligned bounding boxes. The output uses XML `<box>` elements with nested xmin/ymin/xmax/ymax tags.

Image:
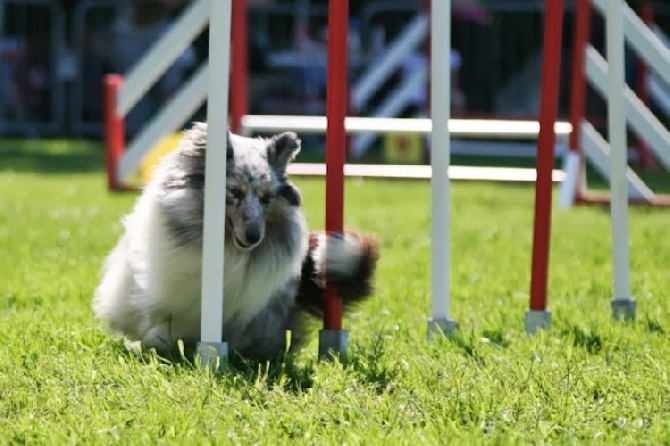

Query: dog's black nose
<box><xmin>244</xmin><ymin>228</ymin><xmax>262</xmax><ymax>245</ymax></box>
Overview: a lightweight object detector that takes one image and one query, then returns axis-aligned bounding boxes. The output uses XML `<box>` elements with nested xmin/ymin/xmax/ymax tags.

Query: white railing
<box><xmin>117</xmin><ymin>0</ymin><xmax>209</xmax><ymax>117</ymax></box>
<box><xmin>240</xmin><ymin>115</ymin><xmax>572</xmax><ymax>139</ymax></box>
<box><xmin>585</xmin><ymin>45</ymin><xmax>670</xmax><ymax>170</ymax></box>
<box><xmin>590</xmin><ymin>0</ymin><xmax>670</xmax><ymax>88</ymax></box>
<box><xmin>351</xmin><ymin>64</ymin><xmax>427</xmax><ymax>156</ymax></box>
<box><xmin>119</xmin><ymin>63</ymin><xmax>209</xmax><ymax>181</ymax></box>
<box><xmin>116</xmin><ymin>0</ymin><xmax>209</xmax><ymax>182</ymax></box>
<box><xmin>563</xmin><ymin>0</ymin><xmax>670</xmax><ymax>207</ymax></box>
<box><xmin>648</xmin><ymin>25</ymin><xmax>670</xmax><ymax>119</ymax></box>
<box><xmin>350</xmin><ymin>13</ymin><xmax>427</xmax><ymax>111</ymax></box>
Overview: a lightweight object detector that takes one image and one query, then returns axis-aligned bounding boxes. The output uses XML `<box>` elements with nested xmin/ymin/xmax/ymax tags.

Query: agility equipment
<box><xmin>561</xmin><ymin>0</ymin><xmax>670</xmax><ymax>207</ymax></box>
<box><xmin>426</xmin><ymin>0</ymin><xmax>456</xmax><ymax>338</ymax></box>
<box><xmin>318</xmin><ymin>0</ymin><xmax>349</xmax><ymax>359</ymax></box>
<box><xmin>196</xmin><ymin>0</ymin><xmax>232</xmax><ymax>366</ymax></box>
<box><xmin>103</xmin><ymin>0</ymin><xmax>666</xmax><ymax>349</ymax></box>
<box><xmin>526</xmin><ymin>0</ymin><xmax>565</xmax><ymax>334</ymax></box>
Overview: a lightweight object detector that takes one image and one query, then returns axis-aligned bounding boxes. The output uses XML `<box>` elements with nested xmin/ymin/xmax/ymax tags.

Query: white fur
<box><xmin>93</xmin><ymin>181</ymin><xmax>308</xmax><ymax>351</ymax></box>
<box><xmin>312</xmin><ymin>232</ymin><xmax>364</xmax><ymax>278</ymax></box>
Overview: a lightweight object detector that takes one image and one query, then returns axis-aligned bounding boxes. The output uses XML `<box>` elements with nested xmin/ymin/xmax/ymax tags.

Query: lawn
<box><xmin>1</xmin><ymin>139</ymin><xmax>669</xmax><ymax>444</ymax></box>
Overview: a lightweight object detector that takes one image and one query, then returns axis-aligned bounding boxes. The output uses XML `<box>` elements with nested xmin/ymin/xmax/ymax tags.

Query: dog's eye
<box><xmin>259</xmin><ymin>194</ymin><xmax>271</xmax><ymax>205</ymax></box>
<box><xmin>227</xmin><ymin>187</ymin><xmax>244</xmax><ymax>200</ymax></box>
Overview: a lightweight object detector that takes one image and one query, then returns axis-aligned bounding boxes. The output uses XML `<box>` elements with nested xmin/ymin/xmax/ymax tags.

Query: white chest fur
<box><xmin>126</xmin><ymin>191</ymin><xmax>307</xmax><ymax>340</ymax></box>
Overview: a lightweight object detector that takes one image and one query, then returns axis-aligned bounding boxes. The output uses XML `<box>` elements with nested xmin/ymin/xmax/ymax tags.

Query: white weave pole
<box><xmin>197</xmin><ymin>0</ymin><xmax>233</xmax><ymax>366</ymax></box>
<box><xmin>427</xmin><ymin>0</ymin><xmax>456</xmax><ymax>338</ymax></box>
<box><xmin>606</xmin><ymin>0</ymin><xmax>635</xmax><ymax>320</ymax></box>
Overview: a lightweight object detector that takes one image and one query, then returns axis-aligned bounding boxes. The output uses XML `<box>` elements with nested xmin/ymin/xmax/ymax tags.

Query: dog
<box><xmin>93</xmin><ymin>123</ymin><xmax>379</xmax><ymax>361</ymax></box>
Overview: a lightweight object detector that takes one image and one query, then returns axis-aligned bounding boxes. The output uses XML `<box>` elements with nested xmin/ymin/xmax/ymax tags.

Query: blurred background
<box><xmin>1</xmin><ymin>0</ymin><xmax>669</xmax><ymax>162</ymax></box>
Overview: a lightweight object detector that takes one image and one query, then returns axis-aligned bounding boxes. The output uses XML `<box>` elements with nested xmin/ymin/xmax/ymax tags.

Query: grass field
<box><xmin>1</xmin><ymin>139</ymin><xmax>669</xmax><ymax>444</ymax></box>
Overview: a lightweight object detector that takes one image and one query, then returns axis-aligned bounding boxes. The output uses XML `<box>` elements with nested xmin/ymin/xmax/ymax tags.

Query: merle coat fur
<box><xmin>93</xmin><ymin>123</ymin><xmax>378</xmax><ymax>361</ymax></box>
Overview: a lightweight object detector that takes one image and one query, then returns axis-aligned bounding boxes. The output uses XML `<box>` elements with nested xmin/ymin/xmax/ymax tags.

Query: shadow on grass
<box><xmin>561</xmin><ymin>323</ymin><xmax>604</xmax><ymax>355</ymax></box>
<box><xmin>111</xmin><ymin>332</ymin><xmax>408</xmax><ymax>394</ymax></box>
<box><xmin>0</xmin><ymin>139</ymin><xmax>103</xmax><ymax>174</ymax></box>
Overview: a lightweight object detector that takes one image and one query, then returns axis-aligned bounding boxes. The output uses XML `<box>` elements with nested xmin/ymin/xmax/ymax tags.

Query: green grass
<box><xmin>1</xmin><ymin>140</ymin><xmax>669</xmax><ymax>444</ymax></box>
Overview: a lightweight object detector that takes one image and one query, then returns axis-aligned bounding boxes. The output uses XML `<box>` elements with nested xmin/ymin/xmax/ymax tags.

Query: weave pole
<box><xmin>427</xmin><ymin>0</ymin><xmax>456</xmax><ymax>339</ymax></box>
<box><xmin>197</xmin><ymin>0</ymin><xmax>233</xmax><ymax>367</ymax></box>
<box><xmin>526</xmin><ymin>0</ymin><xmax>565</xmax><ymax>334</ymax></box>
<box><xmin>606</xmin><ymin>0</ymin><xmax>636</xmax><ymax>320</ymax></box>
<box><xmin>103</xmin><ymin>74</ymin><xmax>126</xmax><ymax>191</ymax></box>
<box><xmin>318</xmin><ymin>0</ymin><xmax>349</xmax><ymax>360</ymax></box>
<box><xmin>230</xmin><ymin>0</ymin><xmax>248</xmax><ymax>133</ymax></box>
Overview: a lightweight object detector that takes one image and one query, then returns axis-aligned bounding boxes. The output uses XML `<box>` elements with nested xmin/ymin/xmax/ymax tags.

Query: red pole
<box><xmin>568</xmin><ymin>0</ymin><xmax>592</xmax><ymax>155</ymax></box>
<box><xmin>324</xmin><ymin>0</ymin><xmax>348</xmax><ymax>331</ymax></box>
<box><xmin>568</xmin><ymin>0</ymin><xmax>592</xmax><ymax>203</ymax></box>
<box><xmin>103</xmin><ymin>74</ymin><xmax>125</xmax><ymax>191</ymax></box>
<box><xmin>529</xmin><ymin>0</ymin><xmax>565</xmax><ymax>312</ymax></box>
<box><xmin>634</xmin><ymin>2</ymin><xmax>657</xmax><ymax>170</ymax></box>
<box><xmin>230</xmin><ymin>0</ymin><xmax>248</xmax><ymax>133</ymax></box>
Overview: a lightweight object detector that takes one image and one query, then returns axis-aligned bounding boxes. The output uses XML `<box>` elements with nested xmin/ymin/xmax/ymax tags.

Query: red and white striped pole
<box><xmin>319</xmin><ymin>0</ymin><xmax>349</xmax><ymax>360</ymax></box>
<box><xmin>527</xmin><ymin>0</ymin><xmax>565</xmax><ymax>334</ymax></box>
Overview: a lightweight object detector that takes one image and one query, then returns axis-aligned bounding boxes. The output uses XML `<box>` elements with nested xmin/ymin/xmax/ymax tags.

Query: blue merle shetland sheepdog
<box><xmin>93</xmin><ymin>123</ymin><xmax>379</xmax><ymax>361</ymax></box>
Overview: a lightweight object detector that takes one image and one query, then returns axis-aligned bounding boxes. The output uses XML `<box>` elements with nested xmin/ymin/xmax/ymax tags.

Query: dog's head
<box><xmin>223</xmin><ymin>131</ymin><xmax>302</xmax><ymax>250</ymax></box>
<box><xmin>163</xmin><ymin>123</ymin><xmax>302</xmax><ymax>251</ymax></box>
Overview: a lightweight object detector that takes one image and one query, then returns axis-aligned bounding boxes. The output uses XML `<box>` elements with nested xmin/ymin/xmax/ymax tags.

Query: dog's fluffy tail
<box><xmin>297</xmin><ymin>231</ymin><xmax>379</xmax><ymax>318</ymax></box>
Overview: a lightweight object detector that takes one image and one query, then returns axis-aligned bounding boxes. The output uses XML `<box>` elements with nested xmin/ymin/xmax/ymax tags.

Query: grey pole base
<box><xmin>612</xmin><ymin>298</ymin><xmax>636</xmax><ymax>321</ymax></box>
<box><xmin>318</xmin><ymin>329</ymin><xmax>349</xmax><ymax>361</ymax></box>
<box><xmin>525</xmin><ymin>310</ymin><xmax>552</xmax><ymax>335</ymax></box>
<box><xmin>196</xmin><ymin>341</ymin><xmax>228</xmax><ymax>370</ymax></box>
<box><xmin>427</xmin><ymin>317</ymin><xmax>457</xmax><ymax>340</ymax></box>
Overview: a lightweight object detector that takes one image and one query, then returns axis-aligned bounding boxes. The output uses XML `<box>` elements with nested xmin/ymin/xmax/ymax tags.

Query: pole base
<box><xmin>611</xmin><ymin>298</ymin><xmax>636</xmax><ymax>321</ymax></box>
<box><xmin>196</xmin><ymin>341</ymin><xmax>228</xmax><ymax>370</ymax></box>
<box><xmin>427</xmin><ymin>317</ymin><xmax>457</xmax><ymax>340</ymax></box>
<box><xmin>318</xmin><ymin>329</ymin><xmax>349</xmax><ymax>361</ymax></box>
<box><xmin>525</xmin><ymin>310</ymin><xmax>552</xmax><ymax>334</ymax></box>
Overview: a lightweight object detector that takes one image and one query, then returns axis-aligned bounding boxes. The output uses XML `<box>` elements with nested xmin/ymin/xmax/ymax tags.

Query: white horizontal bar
<box><xmin>240</xmin><ymin>115</ymin><xmax>572</xmax><ymax>140</ymax></box>
<box><xmin>287</xmin><ymin>163</ymin><xmax>566</xmax><ymax>182</ymax></box>
<box><xmin>585</xmin><ymin>45</ymin><xmax>670</xmax><ymax>170</ymax></box>
<box><xmin>118</xmin><ymin>0</ymin><xmax>209</xmax><ymax>117</ymax></box>
<box><xmin>580</xmin><ymin>122</ymin><xmax>654</xmax><ymax>202</ymax></box>
<box><xmin>119</xmin><ymin>63</ymin><xmax>209</xmax><ymax>181</ymax></box>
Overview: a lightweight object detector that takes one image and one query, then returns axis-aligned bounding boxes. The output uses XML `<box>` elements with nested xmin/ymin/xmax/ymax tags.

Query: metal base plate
<box><xmin>525</xmin><ymin>310</ymin><xmax>552</xmax><ymax>334</ymax></box>
<box><xmin>612</xmin><ymin>298</ymin><xmax>636</xmax><ymax>321</ymax></box>
<box><xmin>427</xmin><ymin>318</ymin><xmax>457</xmax><ymax>340</ymax></box>
<box><xmin>318</xmin><ymin>329</ymin><xmax>349</xmax><ymax>361</ymax></box>
<box><xmin>196</xmin><ymin>341</ymin><xmax>228</xmax><ymax>370</ymax></box>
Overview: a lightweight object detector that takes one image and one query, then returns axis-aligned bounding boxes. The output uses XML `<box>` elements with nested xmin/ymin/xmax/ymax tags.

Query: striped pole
<box><xmin>197</xmin><ymin>0</ymin><xmax>233</xmax><ymax>367</ymax></box>
<box><xmin>319</xmin><ymin>0</ymin><xmax>350</xmax><ymax>360</ymax></box>
<box><xmin>427</xmin><ymin>0</ymin><xmax>456</xmax><ymax>339</ymax></box>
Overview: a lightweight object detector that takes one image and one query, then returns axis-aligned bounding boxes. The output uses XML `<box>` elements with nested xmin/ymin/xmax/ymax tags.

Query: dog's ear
<box><xmin>267</xmin><ymin>132</ymin><xmax>301</xmax><ymax>172</ymax></box>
